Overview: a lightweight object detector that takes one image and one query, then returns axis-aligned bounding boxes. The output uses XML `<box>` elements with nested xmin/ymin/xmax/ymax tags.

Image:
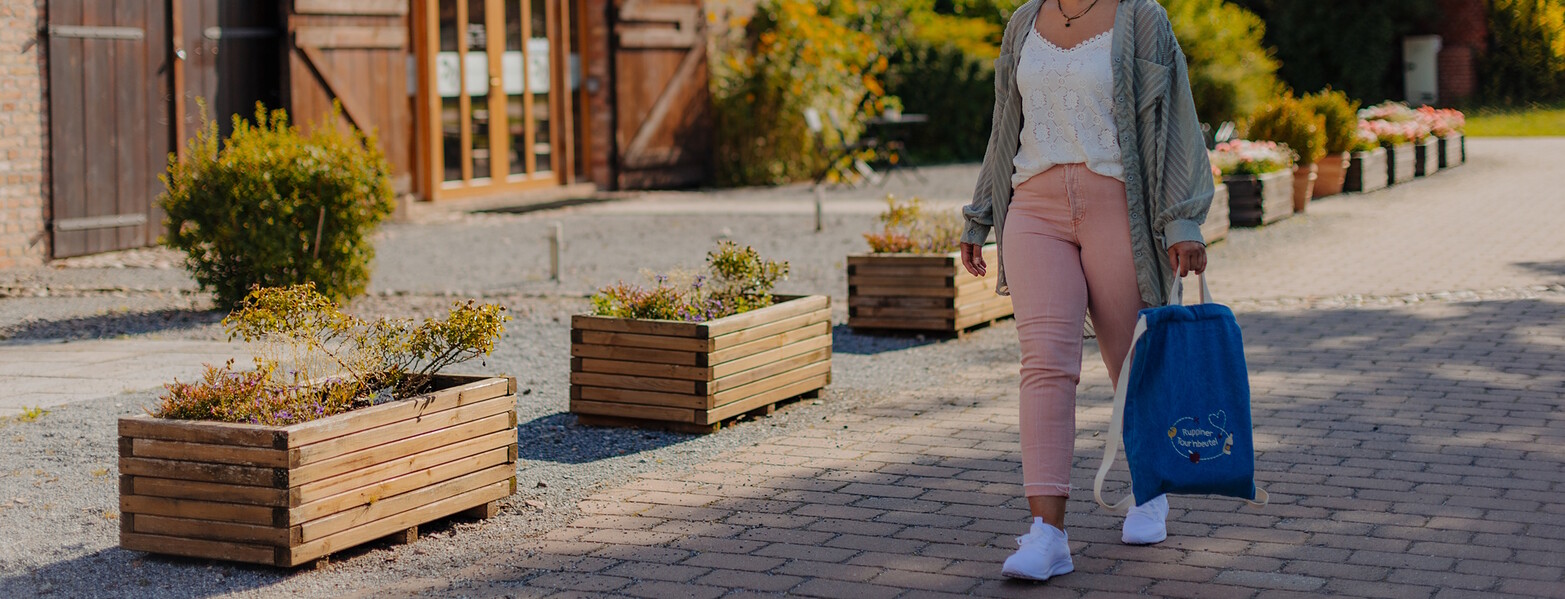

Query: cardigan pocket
<box><xmin>1132</xmin><ymin>58</ymin><xmax>1170</xmax><ymax>115</ymax></box>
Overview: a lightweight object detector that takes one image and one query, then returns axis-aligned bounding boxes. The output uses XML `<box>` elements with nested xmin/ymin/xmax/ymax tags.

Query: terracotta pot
<box><xmin>1313</xmin><ymin>152</ymin><xmax>1350</xmax><ymax>198</ymax></box>
<box><xmin>1291</xmin><ymin>163</ymin><xmax>1318</xmax><ymax>213</ymax></box>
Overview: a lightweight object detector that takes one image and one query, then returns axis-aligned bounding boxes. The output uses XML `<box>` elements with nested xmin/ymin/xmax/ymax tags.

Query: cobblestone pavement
<box><xmin>1</xmin><ymin>139</ymin><xmax>1563</xmax><ymax>598</ymax></box>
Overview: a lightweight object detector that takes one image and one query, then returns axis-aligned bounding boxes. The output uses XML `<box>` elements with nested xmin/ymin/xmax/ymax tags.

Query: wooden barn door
<box><xmin>613</xmin><ymin>0</ymin><xmax>712</xmax><ymax>189</ymax></box>
<box><xmin>46</xmin><ymin>0</ymin><xmax>172</xmax><ymax>257</ymax></box>
<box><xmin>172</xmin><ymin>1</ymin><xmax>284</xmax><ymax>144</ymax></box>
<box><xmin>285</xmin><ymin>0</ymin><xmax>414</xmax><ymax>192</ymax></box>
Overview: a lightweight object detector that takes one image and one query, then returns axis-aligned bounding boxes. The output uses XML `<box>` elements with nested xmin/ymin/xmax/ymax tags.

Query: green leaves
<box><xmin>591</xmin><ymin>242</ymin><xmax>791</xmax><ymax>322</ymax></box>
<box><xmin>864</xmin><ymin>195</ymin><xmax>962</xmax><ymax>254</ymax></box>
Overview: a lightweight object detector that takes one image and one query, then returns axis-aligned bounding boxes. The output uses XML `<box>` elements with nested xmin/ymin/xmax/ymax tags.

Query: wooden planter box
<box><xmin>1314</xmin><ymin>152</ymin><xmax>1350</xmax><ymax>198</ymax></box>
<box><xmin>1224</xmin><ymin>169</ymin><xmax>1293</xmax><ymax>227</ymax></box>
<box><xmin>1414</xmin><ymin>137</ymin><xmax>1440</xmax><ymax>177</ymax></box>
<box><xmin>847</xmin><ymin>245</ymin><xmax>1013</xmax><ymax>335</ymax></box>
<box><xmin>1385</xmin><ymin>142</ymin><xmax>1416</xmax><ymax>185</ymax></box>
<box><xmin>1439</xmin><ymin>133</ymin><xmax>1463</xmax><ymax>168</ymax></box>
<box><xmin>570</xmin><ymin>295</ymin><xmax>832</xmax><ymax>433</ymax></box>
<box><xmin>1201</xmin><ymin>184</ymin><xmax>1230</xmax><ymax>244</ymax></box>
<box><xmin>1345</xmin><ymin>147</ymin><xmax>1388</xmax><ymax>193</ymax></box>
<box><xmin>118</xmin><ymin>375</ymin><xmax>519</xmax><ymax>567</ymax></box>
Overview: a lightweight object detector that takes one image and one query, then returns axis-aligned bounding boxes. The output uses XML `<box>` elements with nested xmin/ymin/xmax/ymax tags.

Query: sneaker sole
<box><xmin>1121</xmin><ymin>530</ymin><xmax>1167</xmax><ymax>545</ymax></box>
<box><xmin>1001</xmin><ymin>560</ymin><xmax>1074</xmax><ymax>581</ymax></box>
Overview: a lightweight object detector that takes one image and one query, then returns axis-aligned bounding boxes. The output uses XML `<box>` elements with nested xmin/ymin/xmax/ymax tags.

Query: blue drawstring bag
<box><xmin>1094</xmin><ymin>275</ymin><xmax>1268</xmax><ymax>511</ymax></box>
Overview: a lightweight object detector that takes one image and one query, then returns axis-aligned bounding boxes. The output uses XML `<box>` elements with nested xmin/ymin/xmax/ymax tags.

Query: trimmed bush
<box><xmin>1483</xmin><ymin>0</ymin><xmax>1565</xmax><ymax>104</ymax></box>
<box><xmin>1164</xmin><ymin>0</ymin><xmax>1283</xmax><ymax>126</ymax></box>
<box><xmin>1301</xmin><ymin>88</ymin><xmax>1360</xmax><ymax>155</ymax></box>
<box><xmin>1245</xmin><ymin>94</ymin><xmax>1326</xmax><ymax>165</ymax></box>
<box><xmin>160</xmin><ymin>104</ymin><xmax>395</xmax><ymax>309</ymax></box>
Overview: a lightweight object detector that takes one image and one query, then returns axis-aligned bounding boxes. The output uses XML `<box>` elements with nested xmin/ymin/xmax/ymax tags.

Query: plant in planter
<box><xmin>1419</xmin><ymin>106</ymin><xmax>1467</xmax><ymax>168</ymax></box>
<box><xmin>1210</xmin><ymin>139</ymin><xmax>1297</xmax><ymax>227</ymax></box>
<box><xmin>850</xmin><ymin>196</ymin><xmax>1012</xmax><ymax>334</ymax></box>
<box><xmin>1360</xmin><ymin>102</ymin><xmax>1430</xmax><ymax>184</ymax></box>
<box><xmin>120</xmin><ymin>284</ymin><xmax>516</xmax><ymax>567</ymax></box>
<box><xmin>572</xmin><ymin>242</ymin><xmax>830</xmax><ymax>433</ymax></box>
<box><xmin>1245</xmin><ymin>94</ymin><xmax>1326</xmax><ymax>214</ymax></box>
<box><xmin>1301</xmin><ymin>88</ymin><xmax>1360</xmax><ymax>198</ymax></box>
<box><xmin>1344</xmin><ymin>122</ymin><xmax>1390</xmax><ymax>193</ymax></box>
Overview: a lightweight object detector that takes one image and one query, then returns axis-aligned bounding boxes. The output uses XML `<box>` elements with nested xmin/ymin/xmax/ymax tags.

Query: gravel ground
<box><xmin>0</xmin><ymin>288</ymin><xmax>1019</xmax><ymax>598</ymax></box>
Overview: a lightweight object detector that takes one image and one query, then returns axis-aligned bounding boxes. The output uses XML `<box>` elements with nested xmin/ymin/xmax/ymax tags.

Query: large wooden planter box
<box><xmin>847</xmin><ymin>245</ymin><xmax>1012</xmax><ymax>335</ymax></box>
<box><xmin>570</xmin><ymin>295</ymin><xmax>832</xmax><ymax>433</ymax></box>
<box><xmin>1438</xmin><ymin>133</ymin><xmax>1463</xmax><ymax>168</ymax></box>
<box><xmin>1201</xmin><ymin>184</ymin><xmax>1230</xmax><ymax>244</ymax></box>
<box><xmin>1345</xmin><ymin>147</ymin><xmax>1389</xmax><ymax>193</ymax></box>
<box><xmin>118</xmin><ymin>375</ymin><xmax>519</xmax><ymax>567</ymax></box>
<box><xmin>1385</xmin><ymin>142</ymin><xmax>1416</xmax><ymax>185</ymax></box>
<box><xmin>1224</xmin><ymin>169</ymin><xmax>1293</xmax><ymax>227</ymax></box>
<box><xmin>1414</xmin><ymin>137</ymin><xmax>1440</xmax><ymax>177</ymax></box>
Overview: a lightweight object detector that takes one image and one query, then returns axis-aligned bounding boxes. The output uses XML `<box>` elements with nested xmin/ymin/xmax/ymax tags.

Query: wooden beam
<box><xmin>294</xmin><ymin>0</ymin><xmax>409</xmax><ymax>16</ymax></box>
<box><xmin>294</xmin><ymin>26</ymin><xmax>407</xmax><ymax>49</ymax></box>
<box><xmin>295</xmin><ymin>45</ymin><xmax>375</xmax><ymax>131</ymax></box>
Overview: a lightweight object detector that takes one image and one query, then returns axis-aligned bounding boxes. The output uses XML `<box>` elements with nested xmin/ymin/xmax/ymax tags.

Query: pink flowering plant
<box><xmin>1359</xmin><ymin>101</ymin><xmax>1432</xmax><ymax>143</ymax></box>
<box><xmin>154</xmin><ymin>284</ymin><xmax>508</xmax><ymax>425</ymax></box>
<box><xmin>591</xmin><ymin>241</ymin><xmax>790</xmax><ymax>322</ymax></box>
<box><xmin>1417</xmin><ymin>106</ymin><xmax>1466</xmax><ymax>137</ymax></box>
<box><xmin>1209</xmin><ymin>139</ymin><xmax>1297</xmax><ymax>176</ymax></box>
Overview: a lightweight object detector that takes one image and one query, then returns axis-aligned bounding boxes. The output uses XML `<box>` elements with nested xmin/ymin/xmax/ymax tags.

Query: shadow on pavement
<box><xmin>515</xmin><ymin>412</ymin><xmax>700</xmax><ymax>464</ymax></box>
<box><xmin>830</xmin><ymin>323</ymin><xmax>946</xmax><ymax>355</ymax></box>
<box><xmin>0</xmin><ymin>547</ymin><xmax>286</xmax><ymax>599</ymax></box>
<box><xmin>1515</xmin><ymin>260</ymin><xmax>1565</xmax><ymax>282</ymax></box>
<box><xmin>0</xmin><ymin>308</ymin><xmax>223</xmax><ymax>342</ymax></box>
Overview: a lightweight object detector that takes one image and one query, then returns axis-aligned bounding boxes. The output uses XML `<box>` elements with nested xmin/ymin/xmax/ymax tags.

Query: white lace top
<box><xmin>1011</xmin><ymin>29</ymin><xmax>1125</xmax><ymax>188</ymax></box>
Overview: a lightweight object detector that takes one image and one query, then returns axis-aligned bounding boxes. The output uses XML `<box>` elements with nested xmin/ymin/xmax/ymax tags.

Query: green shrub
<box><xmin>883</xmin><ymin>42</ymin><xmax>996</xmax><ymax>163</ymax></box>
<box><xmin>1300</xmin><ymin>88</ymin><xmax>1360</xmax><ymax>155</ymax></box>
<box><xmin>1230</xmin><ymin>1</ymin><xmax>1435</xmax><ymax>105</ymax></box>
<box><xmin>1164</xmin><ymin>0</ymin><xmax>1283</xmax><ymax>126</ymax></box>
<box><xmin>160</xmin><ymin>104</ymin><xmax>395</xmax><ymax>309</ymax></box>
<box><xmin>1483</xmin><ymin>0</ymin><xmax>1565</xmax><ymax>104</ymax></box>
<box><xmin>1244</xmin><ymin>94</ymin><xmax>1326</xmax><ymax>165</ymax></box>
<box><xmin>591</xmin><ymin>241</ymin><xmax>791</xmax><ymax>322</ymax></box>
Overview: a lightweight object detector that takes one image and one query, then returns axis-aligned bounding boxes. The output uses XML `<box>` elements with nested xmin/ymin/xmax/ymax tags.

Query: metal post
<box><xmin>549</xmin><ymin>223</ymin><xmax>562</xmax><ymax>282</ymax></box>
<box><xmin>814</xmin><ymin>186</ymin><xmax>824</xmax><ymax>233</ymax></box>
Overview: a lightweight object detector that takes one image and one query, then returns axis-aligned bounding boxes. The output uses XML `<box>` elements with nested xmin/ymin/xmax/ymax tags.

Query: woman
<box><xmin>959</xmin><ymin>0</ymin><xmax>1215</xmax><ymax>581</ymax></box>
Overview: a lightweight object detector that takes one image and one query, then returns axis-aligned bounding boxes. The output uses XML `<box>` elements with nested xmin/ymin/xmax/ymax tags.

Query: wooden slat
<box><xmin>702</xmin><ymin>372</ymin><xmax>831</xmax><ymax>424</ymax></box>
<box><xmin>848</xmin><ymin>295</ymin><xmax>952</xmax><ymax>309</ymax></box>
<box><xmin>121</xmin><ymin>495</ymin><xmax>281</xmax><ymax>526</ymax></box>
<box><xmin>294</xmin><ymin>0</ymin><xmax>408</xmax><ymax>15</ymax></box>
<box><xmin>286</xmin><ymin>479</ymin><xmax>511</xmax><ymax>566</ymax></box>
<box><xmin>707</xmin><ymin>347</ymin><xmax>832</xmax><ymax>395</ymax></box>
<box><xmin>570</xmin><ymin>399</ymin><xmax>695</xmax><ymax>423</ymax></box>
<box><xmin>710</xmin><ymin>334</ymin><xmax>832</xmax><ymax>379</ymax></box>
<box><xmin>847</xmin><ymin>317</ymin><xmax>953</xmax><ymax>331</ymax></box>
<box><xmin>569</xmin><ymin>371</ymin><xmax>697</xmax><ymax>395</ymax></box>
<box><xmin>708</xmin><ymin>321</ymin><xmax>831</xmax><ymax>365</ymax></box>
<box><xmin>849</xmin><ymin>264</ymin><xmax>958</xmax><ymax>278</ymax></box>
<box><xmin>710</xmin><ymin>309</ymin><xmax>830</xmax><ymax>351</ymax></box>
<box><xmin>571</xmin><ymin>342</ymin><xmax>699</xmax><ymax>366</ymax></box>
<box><xmin>129</xmin><ymin>476</ymin><xmax>291</xmax><ymax>507</ymax></box>
<box><xmin>294</xmin><ymin>26</ymin><xmax>407</xmax><ymax>49</ymax></box>
<box><xmin>571</xmin><ymin>385</ymin><xmax>707</xmax><ymax>410</ymax></box>
<box><xmin>120</xmin><ymin>457</ymin><xmax>282</xmax><ymax>488</ymax></box>
<box><xmin>574</xmin><ymin>329</ymin><xmax>710</xmax><ymax>352</ymax></box>
<box><xmin>297</xmin><ymin>464</ymin><xmax>514</xmax><ymax>543</ymax></box>
<box><xmin>710</xmin><ymin>360</ymin><xmax>831</xmax><ymax>406</ymax></box>
<box><xmin>293</xmin><ymin>428</ymin><xmax>513</xmax><ymax>506</ymax></box>
<box><xmin>847</xmin><ymin>254</ymin><xmax>955</xmax><ymax>268</ymax></box>
<box><xmin>284</xmin><ymin>376</ymin><xmax>506</xmax><ymax>448</ymax></box>
<box><xmin>133</xmin><ymin>513</ymin><xmax>290</xmax><ymax>546</ymax></box>
<box><xmin>293</xmin><ymin>394</ymin><xmax>515</xmax><ymax>466</ymax></box>
<box><xmin>850</xmin><ymin>305</ymin><xmax>959</xmax><ymax>319</ymax></box>
<box><xmin>850</xmin><ymin>286</ymin><xmax>957</xmax><ymax>298</ymax></box>
<box><xmin>573</xmin><ymin>357</ymin><xmax>710</xmax><ymax>381</ymax></box>
<box><xmin>291</xmin><ymin>447</ymin><xmax>512</xmax><ymax>523</ymax></box>
<box><xmin>702</xmin><ymin>295</ymin><xmax>830</xmax><ymax>337</ymax></box>
<box><xmin>119</xmin><ymin>417</ymin><xmax>283</xmax><ymax>449</ymax></box>
<box><xmin>847</xmin><ymin>275</ymin><xmax>952</xmax><ymax>288</ymax></box>
<box><xmin>292</xmin><ymin>417</ymin><xmax>515</xmax><ymax>498</ymax></box>
<box><xmin>571</xmin><ymin>314</ymin><xmax>702</xmax><ymax>338</ymax></box>
<box><xmin>120</xmin><ymin>532</ymin><xmax>277</xmax><ymax>566</ymax></box>
<box><xmin>130</xmin><ymin>438</ymin><xmax>290</xmax><ymax>468</ymax></box>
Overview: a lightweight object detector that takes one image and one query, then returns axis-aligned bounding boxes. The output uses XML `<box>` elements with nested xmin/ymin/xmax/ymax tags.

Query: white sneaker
<box><xmin>1121</xmin><ymin>494</ymin><xmax>1169</xmax><ymax>545</ymax></box>
<box><xmin>1001</xmin><ymin>519</ymin><xmax>1074</xmax><ymax>581</ymax></box>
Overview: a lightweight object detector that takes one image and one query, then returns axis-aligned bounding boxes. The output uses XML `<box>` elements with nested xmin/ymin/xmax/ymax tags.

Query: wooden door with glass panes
<box><xmin>415</xmin><ymin>0</ymin><xmax>577</xmax><ymax>200</ymax></box>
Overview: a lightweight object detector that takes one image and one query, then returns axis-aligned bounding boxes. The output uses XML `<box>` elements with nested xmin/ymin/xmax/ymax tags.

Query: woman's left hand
<box><xmin>1166</xmin><ymin>241</ymin><xmax>1207</xmax><ymax>277</ymax></box>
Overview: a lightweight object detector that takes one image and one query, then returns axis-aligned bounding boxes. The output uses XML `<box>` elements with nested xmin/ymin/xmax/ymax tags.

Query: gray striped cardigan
<box><xmin>961</xmin><ymin>0</ymin><xmax>1215</xmax><ymax>307</ymax></box>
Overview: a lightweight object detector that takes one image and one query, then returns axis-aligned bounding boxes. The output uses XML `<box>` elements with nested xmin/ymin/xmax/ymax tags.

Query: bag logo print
<box><xmin>1166</xmin><ymin>411</ymin><xmax>1235</xmax><ymax>463</ymax></box>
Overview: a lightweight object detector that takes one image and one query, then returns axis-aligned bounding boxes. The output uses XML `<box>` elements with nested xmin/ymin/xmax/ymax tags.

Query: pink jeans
<box><xmin>1003</xmin><ymin>164</ymin><xmax>1147</xmax><ymax>498</ymax></box>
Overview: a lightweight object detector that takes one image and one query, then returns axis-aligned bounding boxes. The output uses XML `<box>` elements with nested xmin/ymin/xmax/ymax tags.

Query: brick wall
<box><xmin>0</xmin><ymin>0</ymin><xmax>48</xmax><ymax>268</ymax></box>
<box><xmin>1435</xmin><ymin>0</ymin><xmax>1488</xmax><ymax>103</ymax></box>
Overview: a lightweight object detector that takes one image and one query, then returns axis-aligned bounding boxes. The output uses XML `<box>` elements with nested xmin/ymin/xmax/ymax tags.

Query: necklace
<box><xmin>1057</xmin><ymin>0</ymin><xmax>1102</xmax><ymax>27</ymax></box>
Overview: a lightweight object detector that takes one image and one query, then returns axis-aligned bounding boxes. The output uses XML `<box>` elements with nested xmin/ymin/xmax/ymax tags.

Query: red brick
<box><xmin>692</xmin><ymin>569</ymin><xmax>805</xmax><ymax>592</ymax></box>
<box><xmin>620</xmin><ymin>580</ymin><xmax>726</xmax><ymax>599</ymax></box>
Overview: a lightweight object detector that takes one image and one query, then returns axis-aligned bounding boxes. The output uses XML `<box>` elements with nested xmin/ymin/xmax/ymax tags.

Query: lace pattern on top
<box><xmin>1011</xmin><ymin>28</ymin><xmax>1125</xmax><ymax>189</ymax></box>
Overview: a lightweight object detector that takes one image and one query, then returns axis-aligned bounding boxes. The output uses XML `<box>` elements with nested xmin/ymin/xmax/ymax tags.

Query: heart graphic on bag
<box><xmin>1168</xmin><ymin>410</ymin><xmax>1233</xmax><ymax>463</ymax></box>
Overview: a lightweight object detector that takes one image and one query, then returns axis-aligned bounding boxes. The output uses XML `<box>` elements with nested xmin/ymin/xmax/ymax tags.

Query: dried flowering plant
<box><xmin>591</xmin><ymin>241</ymin><xmax>790</xmax><ymax>322</ymax></box>
<box><xmin>863</xmin><ymin>195</ymin><xmax>963</xmax><ymax>254</ymax></box>
<box><xmin>1209</xmin><ymin>139</ymin><xmax>1297</xmax><ymax>176</ymax></box>
<box><xmin>153</xmin><ymin>284</ymin><xmax>508</xmax><ymax>425</ymax></box>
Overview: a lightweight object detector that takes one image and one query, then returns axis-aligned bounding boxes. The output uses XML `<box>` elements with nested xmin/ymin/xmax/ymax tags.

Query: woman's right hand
<box><xmin>960</xmin><ymin>242</ymin><xmax>987</xmax><ymax>277</ymax></box>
